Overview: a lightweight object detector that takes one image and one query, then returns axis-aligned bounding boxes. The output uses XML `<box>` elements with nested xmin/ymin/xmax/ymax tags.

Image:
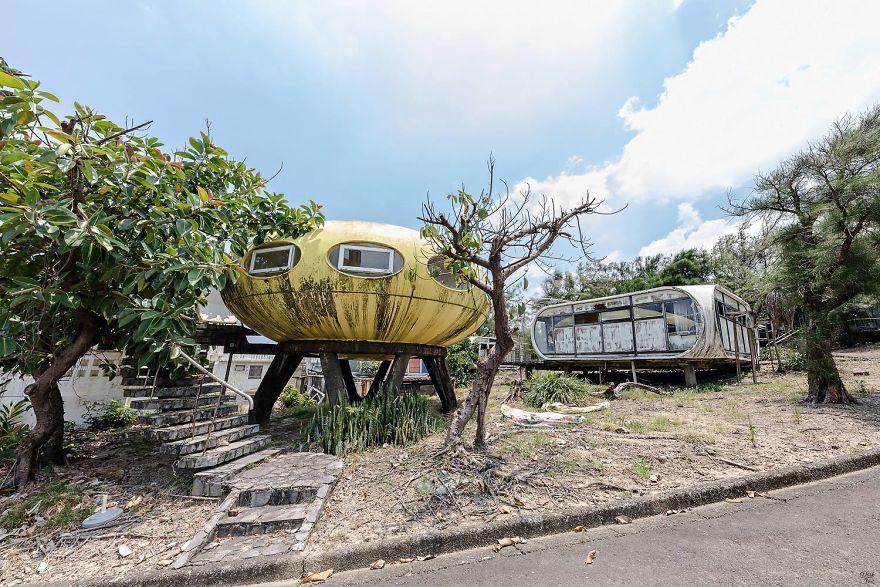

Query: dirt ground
<box><xmin>1</xmin><ymin>344</ymin><xmax>878</xmax><ymax>585</ymax></box>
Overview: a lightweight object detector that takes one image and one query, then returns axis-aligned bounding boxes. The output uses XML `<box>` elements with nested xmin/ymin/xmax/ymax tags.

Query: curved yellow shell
<box><xmin>221</xmin><ymin>220</ymin><xmax>489</xmax><ymax>347</ymax></box>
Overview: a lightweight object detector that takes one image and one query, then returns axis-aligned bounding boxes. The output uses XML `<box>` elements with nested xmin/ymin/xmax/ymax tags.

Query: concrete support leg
<box><xmin>388</xmin><ymin>354</ymin><xmax>409</xmax><ymax>392</ymax></box>
<box><xmin>684</xmin><ymin>364</ymin><xmax>698</xmax><ymax>388</ymax></box>
<box><xmin>368</xmin><ymin>360</ymin><xmax>392</xmax><ymax>396</ymax></box>
<box><xmin>319</xmin><ymin>352</ymin><xmax>346</xmax><ymax>405</ymax></box>
<box><xmin>339</xmin><ymin>359</ymin><xmax>361</xmax><ymax>403</ymax></box>
<box><xmin>563</xmin><ymin>365</ymin><xmax>572</xmax><ymax>376</ymax></box>
<box><xmin>424</xmin><ymin>356</ymin><xmax>457</xmax><ymax>413</ymax></box>
<box><xmin>630</xmin><ymin>361</ymin><xmax>638</xmax><ymax>384</ymax></box>
<box><xmin>251</xmin><ymin>353</ymin><xmax>304</xmax><ymax>425</ymax></box>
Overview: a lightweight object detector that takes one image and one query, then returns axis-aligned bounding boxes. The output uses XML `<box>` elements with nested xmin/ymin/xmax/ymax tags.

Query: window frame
<box><xmin>248</xmin><ymin>244</ymin><xmax>297</xmax><ymax>276</ymax></box>
<box><xmin>337</xmin><ymin>243</ymin><xmax>396</xmax><ymax>275</ymax></box>
<box><xmin>247</xmin><ymin>365</ymin><xmax>264</xmax><ymax>379</ymax></box>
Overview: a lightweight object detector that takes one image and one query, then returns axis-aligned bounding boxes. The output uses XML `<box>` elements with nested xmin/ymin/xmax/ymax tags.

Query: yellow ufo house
<box><xmin>220</xmin><ymin>221</ymin><xmax>489</xmax><ymax>415</ymax></box>
<box><xmin>222</xmin><ymin>220</ymin><xmax>489</xmax><ymax>347</ymax></box>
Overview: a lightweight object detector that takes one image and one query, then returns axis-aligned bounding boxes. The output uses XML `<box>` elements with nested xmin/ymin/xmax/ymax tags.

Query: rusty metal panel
<box><xmin>553</xmin><ymin>327</ymin><xmax>575</xmax><ymax>354</ymax></box>
<box><xmin>635</xmin><ymin>318</ymin><xmax>665</xmax><ymax>351</ymax></box>
<box><xmin>575</xmin><ymin>324</ymin><xmax>601</xmax><ymax>353</ymax></box>
<box><xmin>603</xmin><ymin>322</ymin><xmax>634</xmax><ymax>353</ymax></box>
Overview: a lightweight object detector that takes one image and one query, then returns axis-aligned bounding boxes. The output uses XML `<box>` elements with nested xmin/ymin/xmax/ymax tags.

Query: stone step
<box><xmin>215</xmin><ymin>503</ymin><xmax>309</xmax><ymax>538</ymax></box>
<box><xmin>159</xmin><ymin>424</ymin><xmax>261</xmax><ymax>456</ymax></box>
<box><xmin>137</xmin><ymin>403</ymin><xmax>242</xmax><ymax>427</ymax></box>
<box><xmin>192</xmin><ymin>448</ymin><xmax>281</xmax><ymax>497</ymax></box>
<box><xmin>175</xmin><ymin>435</ymin><xmax>271</xmax><ymax>470</ymax></box>
<box><xmin>122</xmin><ymin>376</ymin><xmax>202</xmax><ymax>387</ymax></box>
<box><xmin>123</xmin><ymin>383</ymin><xmax>223</xmax><ymax>398</ymax></box>
<box><xmin>129</xmin><ymin>393</ymin><xmax>232</xmax><ymax>412</ymax></box>
<box><xmin>146</xmin><ymin>415</ymin><xmax>251</xmax><ymax>442</ymax></box>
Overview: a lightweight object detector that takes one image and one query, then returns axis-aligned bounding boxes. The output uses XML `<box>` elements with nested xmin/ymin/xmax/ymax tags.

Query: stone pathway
<box><xmin>187</xmin><ymin>452</ymin><xmax>343</xmax><ymax>566</ymax></box>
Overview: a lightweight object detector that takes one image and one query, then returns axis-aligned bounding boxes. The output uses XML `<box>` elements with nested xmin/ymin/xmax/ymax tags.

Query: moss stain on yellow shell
<box><xmin>221</xmin><ymin>221</ymin><xmax>490</xmax><ymax>347</ymax></box>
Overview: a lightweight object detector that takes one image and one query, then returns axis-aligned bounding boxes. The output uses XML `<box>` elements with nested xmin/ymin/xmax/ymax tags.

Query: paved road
<box><xmin>257</xmin><ymin>466</ymin><xmax>880</xmax><ymax>586</ymax></box>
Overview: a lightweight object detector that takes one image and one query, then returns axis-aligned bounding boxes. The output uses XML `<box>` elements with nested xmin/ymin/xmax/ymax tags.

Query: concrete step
<box><xmin>137</xmin><ymin>403</ymin><xmax>242</xmax><ymax>427</ymax></box>
<box><xmin>175</xmin><ymin>435</ymin><xmax>271</xmax><ymax>470</ymax></box>
<box><xmin>159</xmin><ymin>424</ymin><xmax>261</xmax><ymax>456</ymax></box>
<box><xmin>192</xmin><ymin>448</ymin><xmax>281</xmax><ymax>497</ymax></box>
<box><xmin>123</xmin><ymin>383</ymin><xmax>223</xmax><ymax>398</ymax></box>
<box><xmin>146</xmin><ymin>415</ymin><xmax>251</xmax><ymax>442</ymax></box>
<box><xmin>122</xmin><ymin>376</ymin><xmax>201</xmax><ymax>387</ymax></box>
<box><xmin>129</xmin><ymin>393</ymin><xmax>231</xmax><ymax>412</ymax></box>
<box><xmin>215</xmin><ymin>503</ymin><xmax>309</xmax><ymax>538</ymax></box>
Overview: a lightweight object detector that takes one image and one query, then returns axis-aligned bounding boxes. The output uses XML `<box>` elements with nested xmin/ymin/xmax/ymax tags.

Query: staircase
<box><xmin>125</xmin><ymin>375</ymin><xmax>275</xmax><ymax>491</ymax></box>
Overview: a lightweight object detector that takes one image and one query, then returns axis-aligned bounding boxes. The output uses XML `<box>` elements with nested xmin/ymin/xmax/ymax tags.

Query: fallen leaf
<box><xmin>369</xmin><ymin>559</ymin><xmax>385</xmax><ymax>570</ymax></box>
<box><xmin>585</xmin><ymin>550</ymin><xmax>597</xmax><ymax>564</ymax></box>
<box><xmin>513</xmin><ymin>496</ymin><xmax>525</xmax><ymax>507</ymax></box>
<box><xmin>399</xmin><ymin>557</ymin><xmax>416</xmax><ymax>564</ymax></box>
<box><xmin>301</xmin><ymin>568</ymin><xmax>334</xmax><ymax>583</ymax></box>
<box><xmin>573</xmin><ymin>525</ymin><xmax>586</xmax><ymax>532</ymax></box>
<box><xmin>492</xmin><ymin>536</ymin><xmax>526</xmax><ymax>552</ymax></box>
<box><xmin>499</xmin><ymin>505</ymin><xmax>511</xmax><ymax>514</ymax></box>
<box><xmin>614</xmin><ymin>515</ymin><xmax>632</xmax><ymax>525</ymax></box>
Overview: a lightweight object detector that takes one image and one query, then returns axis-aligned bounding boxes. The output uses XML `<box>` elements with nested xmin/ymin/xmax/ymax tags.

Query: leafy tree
<box><xmin>420</xmin><ymin>158</ymin><xmax>601</xmax><ymax>449</ymax></box>
<box><xmin>732</xmin><ymin>106</ymin><xmax>880</xmax><ymax>403</ymax></box>
<box><xmin>0</xmin><ymin>63</ymin><xmax>322</xmax><ymax>487</ymax></box>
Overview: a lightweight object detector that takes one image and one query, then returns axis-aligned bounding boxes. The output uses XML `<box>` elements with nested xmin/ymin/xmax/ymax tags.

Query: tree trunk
<box><xmin>803</xmin><ymin>314</ymin><xmax>855</xmax><ymax>405</ymax></box>
<box><xmin>13</xmin><ymin>310</ymin><xmax>101</xmax><ymax>489</ymax></box>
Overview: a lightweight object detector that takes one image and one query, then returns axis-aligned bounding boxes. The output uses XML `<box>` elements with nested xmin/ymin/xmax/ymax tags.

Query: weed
<box><xmin>855</xmin><ymin>381</ymin><xmax>870</xmax><ymax>398</ymax></box>
<box><xmin>632</xmin><ymin>460</ymin><xmax>652</xmax><ymax>480</ymax></box>
<box><xmin>549</xmin><ymin>448</ymin><xmax>605</xmax><ymax>476</ymax></box>
<box><xmin>648</xmin><ymin>415</ymin><xmax>681</xmax><ymax>431</ymax></box>
<box><xmin>747</xmin><ymin>415</ymin><xmax>757</xmax><ymax>447</ymax></box>
<box><xmin>624</xmin><ymin>419</ymin><xmax>647</xmax><ymax>434</ymax></box>
<box><xmin>508</xmin><ymin>431</ymin><xmax>551</xmax><ymax>459</ymax></box>
<box><xmin>522</xmin><ymin>373</ymin><xmax>590</xmax><ymax>408</ymax></box>
<box><xmin>777</xmin><ymin>348</ymin><xmax>807</xmax><ymax>372</ymax></box>
<box><xmin>83</xmin><ymin>400</ymin><xmax>137</xmax><ymax>430</ymax></box>
<box><xmin>792</xmin><ymin>404</ymin><xmax>801</xmax><ymax>425</ymax></box>
<box><xmin>674</xmin><ymin>429</ymin><xmax>717</xmax><ymax>445</ymax></box>
<box><xmin>1</xmin><ymin>481</ymin><xmax>94</xmax><ymax>532</ymax></box>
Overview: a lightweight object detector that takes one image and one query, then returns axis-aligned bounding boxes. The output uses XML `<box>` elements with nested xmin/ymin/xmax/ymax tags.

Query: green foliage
<box><xmin>446</xmin><ymin>339</ymin><xmax>478</xmax><ymax>385</ymax></box>
<box><xmin>307</xmin><ymin>385</ymin><xmax>442</xmax><ymax>455</ymax></box>
<box><xmin>277</xmin><ymin>385</ymin><xmax>316</xmax><ymax>412</ymax></box>
<box><xmin>0</xmin><ymin>397</ymin><xmax>31</xmax><ymax>462</ymax></box>
<box><xmin>82</xmin><ymin>399</ymin><xmax>137</xmax><ymax>430</ymax></box>
<box><xmin>522</xmin><ymin>372</ymin><xmax>589</xmax><ymax>408</ymax></box>
<box><xmin>0</xmin><ymin>64</ymin><xmax>323</xmax><ymax>379</ymax></box>
<box><xmin>776</xmin><ymin>347</ymin><xmax>807</xmax><ymax>372</ymax></box>
<box><xmin>1</xmin><ymin>480</ymin><xmax>94</xmax><ymax>532</ymax></box>
<box><xmin>632</xmin><ymin>459</ymin><xmax>652</xmax><ymax>480</ymax></box>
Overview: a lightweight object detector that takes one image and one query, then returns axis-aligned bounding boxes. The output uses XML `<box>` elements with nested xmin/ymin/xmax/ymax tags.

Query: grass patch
<box><xmin>648</xmin><ymin>415</ymin><xmax>681</xmax><ymax>431</ymax></box>
<box><xmin>550</xmin><ymin>448</ymin><xmax>605</xmax><ymax>476</ymax></box>
<box><xmin>522</xmin><ymin>373</ymin><xmax>591</xmax><ymax>408</ymax></box>
<box><xmin>1</xmin><ymin>481</ymin><xmax>94</xmax><ymax>532</ymax></box>
<box><xmin>506</xmin><ymin>431</ymin><xmax>552</xmax><ymax>459</ymax></box>
<box><xmin>624</xmin><ymin>419</ymin><xmax>647</xmax><ymax>434</ymax></box>
<box><xmin>674</xmin><ymin>428</ymin><xmax>717</xmax><ymax>444</ymax></box>
<box><xmin>632</xmin><ymin>459</ymin><xmax>652</xmax><ymax>480</ymax></box>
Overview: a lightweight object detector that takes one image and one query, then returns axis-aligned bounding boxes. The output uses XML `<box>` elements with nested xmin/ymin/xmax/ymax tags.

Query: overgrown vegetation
<box><xmin>83</xmin><ymin>400</ymin><xmax>137</xmax><ymax>430</ymax></box>
<box><xmin>277</xmin><ymin>385</ymin><xmax>316</xmax><ymax>413</ymax></box>
<box><xmin>522</xmin><ymin>372</ymin><xmax>590</xmax><ymax>408</ymax></box>
<box><xmin>1</xmin><ymin>398</ymin><xmax>30</xmax><ymax>463</ymax></box>
<box><xmin>445</xmin><ymin>339</ymin><xmax>478</xmax><ymax>386</ymax></box>
<box><xmin>0</xmin><ymin>480</ymin><xmax>94</xmax><ymax>532</ymax></box>
<box><xmin>307</xmin><ymin>385</ymin><xmax>442</xmax><ymax>455</ymax></box>
<box><xmin>776</xmin><ymin>347</ymin><xmax>808</xmax><ymax>372</ymax></box>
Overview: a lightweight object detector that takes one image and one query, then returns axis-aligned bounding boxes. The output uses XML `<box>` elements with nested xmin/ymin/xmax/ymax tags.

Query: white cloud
<box><xmin>638</xmin><ymin>203</ymin><xmax>740</xmax><ymax>257</ymax></box>
<box><xmin>521</xmin><ymin>0</ymin><xmax>880</xmax><ymax>202</ymax></box>
<box><xmin>252</xmin><ymin>1</ymin><xmax>636</xmax><ymax>133</ymax></box>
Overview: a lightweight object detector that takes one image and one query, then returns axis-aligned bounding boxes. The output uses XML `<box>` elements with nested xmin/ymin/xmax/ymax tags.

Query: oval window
<box><xmin>247</xmin><ymin>244</ymin><xmax>300</xmax><ymax>276</ymax></box>
<box><xmin>427</xmin><ymin>257</ymin><xmax>469</xmax><ymax>290</ymax></box>
<box><xmin>328</xmin><ymin>242</ymin><xmax>404</xmax><ymax>277</ymax></box>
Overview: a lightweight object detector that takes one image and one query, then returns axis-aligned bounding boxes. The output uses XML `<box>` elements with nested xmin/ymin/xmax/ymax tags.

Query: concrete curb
<box><xmin>43</xmin><ymin>446</ymin><xmax>880</xmax><ymax>587</ymax></box>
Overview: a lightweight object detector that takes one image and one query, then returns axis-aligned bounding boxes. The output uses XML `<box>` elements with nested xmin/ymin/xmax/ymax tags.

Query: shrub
<box><xmin>777</xmin><ymin>347</ymin><xmax>808</xmax><ymax>372</ymax></box>
<box><xmin>83</xmin><ymin>400</ymin><xmax>137</xmax><ymax>430</ymax></box>
<box><xmin>307</xmin><ymin>385</ymin><xmax>442</xmax><ymax>455</ymax></box>
<box><xmin>278</xmin><ymin>385</ymin><xmax>316</xmax><ymax>411</ymax></box>
<box><xmin>522</xmin><ymin>372</ymin><xmax>589</xmax><ymax>408</ymax></box>
<box><xmin>446</xmin><ymin>339</ymin><xmax>479</xmax><ymax>386</ymax></box>
<box><xmin>0</xmin><ymin>398</ymin><xmax>31</xmax><ymax>463</ymax></box>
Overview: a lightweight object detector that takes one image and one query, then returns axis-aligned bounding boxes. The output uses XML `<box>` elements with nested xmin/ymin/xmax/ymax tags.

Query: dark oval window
<box><xmin>427</xmin><ymin>257</ymin><xmax>469</xmax><ymax>290</ymax></box>
<box><xmin>247</xmin><ymin>243</ymin><xmax>300</xmax><ymax>277</ymax></box>
<box><xmin>328</xmin><ymin>242</ymin><xmax>404</xmax><ymax>277</ymax></box>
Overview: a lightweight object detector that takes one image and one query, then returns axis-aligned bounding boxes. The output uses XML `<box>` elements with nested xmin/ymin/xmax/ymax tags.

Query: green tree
<box><xmin>733</xmin><ymin>106</ymin><xmax>880</xmax><ymax>403</ymax></box>
<box><xmin>0</xmin><ymin>64</ymin><xmax>322</xmax><ymax>487</ymax></box>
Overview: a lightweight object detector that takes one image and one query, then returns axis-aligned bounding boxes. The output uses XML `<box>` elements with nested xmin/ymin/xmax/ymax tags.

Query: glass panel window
<box><xmin>634</xmin><ymin>302</ymin><xmax>663</xmax><ymax>319</ymax></box>
<box><xmin>428</xmin><ymin>257</ymin><xmax>469</xmax><ymax>290</ymax></box>
<box><xmin>665</xmin><ymin>299</ymin><xmax>698</xmax><ymax>335</ymax></box>
<box><xmin>248</xmin><ymin>365</ymin><xmax>263</xmax><ymax>379</ymax></box>
<box><xmin>249</xmin><ymin>245</ymin><xmax>298</xmax><ymax>276</ymax></box>
<box><xmin>575</xmin><ymin>312</ymin><xmax>599</xmax><ymax>325</ymax></box>
<box><xmin>330</xmin><ymin>243</ymin><xmax>403</xmax><ymax>276</ymax></box>
<box><xmin>534</xmin><ymin>315</ymin><xmax>555</xmax><ymax>355</ymax></box>
<box><xmin>600</xmin><ymin>308</ymin><xmax>631</xmax><ymax>322</ymax></box>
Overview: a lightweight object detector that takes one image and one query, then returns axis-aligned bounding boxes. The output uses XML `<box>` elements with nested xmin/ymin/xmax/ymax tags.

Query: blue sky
<box><xmin>5</xmin><ymin>0</ymin><xmax>880</xmax><ymax>278</ymax></box>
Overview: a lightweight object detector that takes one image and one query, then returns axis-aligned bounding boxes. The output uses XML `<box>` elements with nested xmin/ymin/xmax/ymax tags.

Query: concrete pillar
<box><xmin>684</xmin><ymin>364</ymin><xmax>698</xmax><ymax>388</ymax></box>
<box><xmin>388</xmin><ymin>354</ymin><xmax>409</xmax><ymax>391</ymax></box>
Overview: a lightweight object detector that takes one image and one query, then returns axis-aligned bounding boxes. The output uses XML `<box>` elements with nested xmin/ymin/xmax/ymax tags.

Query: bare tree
<box><xmin>419</xmin><ymin>158</ymin><xmax>603</xmax><ymax>449</ymax></box>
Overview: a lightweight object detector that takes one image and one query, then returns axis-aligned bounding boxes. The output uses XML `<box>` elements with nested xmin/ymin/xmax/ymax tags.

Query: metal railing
<box><xmin>174</xmin><ymin>346</ymin><xmax>254</xmax><ymax>411</ymax></box>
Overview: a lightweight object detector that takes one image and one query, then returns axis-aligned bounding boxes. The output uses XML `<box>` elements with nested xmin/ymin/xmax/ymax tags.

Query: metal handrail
<box><xmin>174</xmin><ymin>347</ymin><xmax>254</xmax><ymax>411</ymax></box>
